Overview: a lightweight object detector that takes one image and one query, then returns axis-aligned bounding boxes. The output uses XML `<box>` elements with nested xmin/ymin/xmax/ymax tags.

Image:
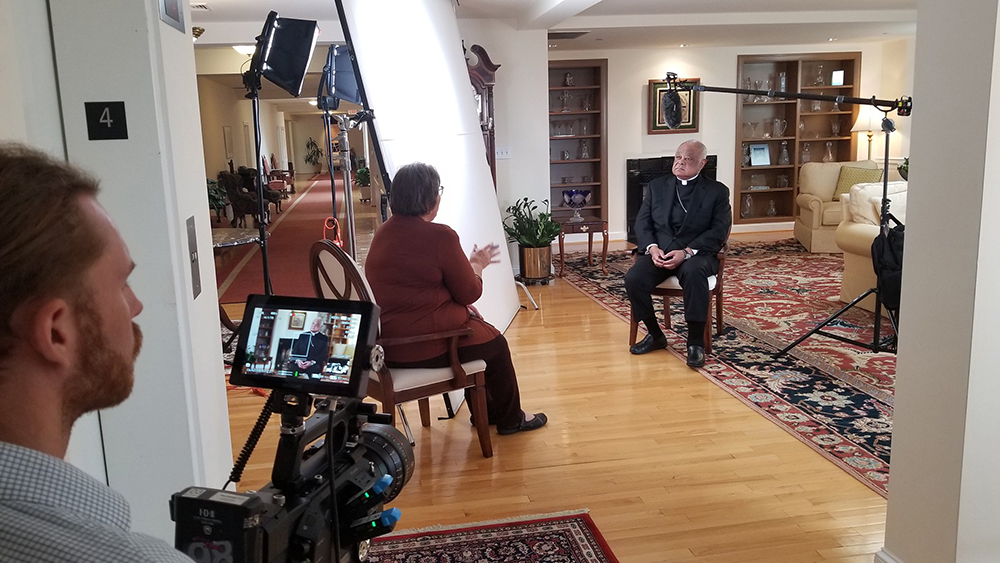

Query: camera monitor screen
<box><xmin>229</xmin><ymin>294</ymin><xmax>378</xmax><ymax>398</ymax></box>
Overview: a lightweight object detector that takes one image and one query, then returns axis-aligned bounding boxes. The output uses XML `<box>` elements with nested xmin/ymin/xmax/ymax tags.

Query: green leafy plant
<box><xmin>354</xmin><ymin>166</ymin><xmax>371</xmax><ymax>186</ymax></box>
<box><xmin>503</xmin><ymin>198</ymin><xmax>561</xmax><ymax>248</ymax></box>
<box><xmin>897</xmin><ymin>157</ymin><xmax>909</xmax><ymax>180</ymax></box>
<box><xmin>206</xmin><ymin>178</ymin><xmax>226</xmax><ymax>209</ymax></box>
<box><xmin>304</xmin><ymin>137</ymin><xmax>323</xmax><ymax>167</ymax></box>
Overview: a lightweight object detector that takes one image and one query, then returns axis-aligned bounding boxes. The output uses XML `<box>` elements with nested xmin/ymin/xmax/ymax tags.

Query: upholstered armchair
<box><xmin>835</xmin><ymin>180</ymin><xmax>908</xmax><ymax>312</ymax></box>
<box><xmin>794</xmin><ymin>160</ymin><xmax>880</xmax><ymax>253</ymax></box>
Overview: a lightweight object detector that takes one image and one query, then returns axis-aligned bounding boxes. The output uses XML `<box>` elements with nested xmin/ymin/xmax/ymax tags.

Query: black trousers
<box><xmin>386</xmin><ymin>334</ymin><xmax>522</xmax><ymax>428</ymax></box>
<box><xmin>624</xmin><ymin>253</ymin><xmax>717</xmax><ymax>324</ymax></box>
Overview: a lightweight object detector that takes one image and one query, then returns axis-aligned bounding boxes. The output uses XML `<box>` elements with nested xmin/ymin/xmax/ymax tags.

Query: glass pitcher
<box><xmin>772</xmin><ymin>118</ymin><xmax>787</xmax><ymax>137</ymax></box>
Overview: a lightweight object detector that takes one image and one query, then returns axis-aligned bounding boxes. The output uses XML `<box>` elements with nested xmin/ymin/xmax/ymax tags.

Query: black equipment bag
<box><xmin>871</xmin><ymin>222</ymin><xmax>904</xmax><ymax>311</ymax></box>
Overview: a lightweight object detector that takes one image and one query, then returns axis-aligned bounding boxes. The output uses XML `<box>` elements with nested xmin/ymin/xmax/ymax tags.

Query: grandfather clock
<box><xmin>466</xmin><ymin>43</ymin><xmax>500</xmax><ymax>189</ymax></box>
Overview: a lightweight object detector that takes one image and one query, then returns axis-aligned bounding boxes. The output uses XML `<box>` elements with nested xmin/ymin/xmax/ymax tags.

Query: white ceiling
<box><xmin>191</xmin><ymin>0</ymin><xmax>916</xmax><ymax>112</ymax></box>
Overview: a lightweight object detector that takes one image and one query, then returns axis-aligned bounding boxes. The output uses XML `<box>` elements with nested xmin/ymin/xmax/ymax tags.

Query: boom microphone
<box><xmin>660</xmin><ymin>72</ymin><xmax>683</xmax><ymax>128</ymax></box>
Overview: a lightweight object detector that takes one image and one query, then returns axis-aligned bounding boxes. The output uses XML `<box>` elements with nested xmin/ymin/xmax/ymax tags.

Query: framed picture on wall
<box><xmin>223</xmin><ymin>126</ymin><xmax>234</xmax><ymax>159</ymax></box>
<box><xmin>648</xmin><ymin>78</ymin><xmax>700</xmax><ymax>134</ymax></box>
<box><xmin>288</xmin><ymin>311</ymin><xmax>307</xmax><ymax>330</ymax></box>
<box><xmin>158</xmin><ymin>0</ymin><xmax>185</xmax><ymax>33</ymax></box>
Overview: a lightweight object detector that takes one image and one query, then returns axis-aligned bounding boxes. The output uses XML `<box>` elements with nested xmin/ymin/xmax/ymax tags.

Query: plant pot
<box><xmin>518</xmin><ymin>245</ymin><xmax>552</xmax><ymax>282</ymax></box>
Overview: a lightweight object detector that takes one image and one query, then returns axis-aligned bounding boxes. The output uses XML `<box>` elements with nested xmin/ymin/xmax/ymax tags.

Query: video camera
<box><xmin>171</xmin><ymin>295</ymin><xmax>414</xmax><ymax>563</ymax></box>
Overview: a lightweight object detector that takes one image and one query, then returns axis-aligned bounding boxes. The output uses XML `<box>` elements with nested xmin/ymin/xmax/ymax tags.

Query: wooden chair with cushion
<box><xmin>309</xmin><ymin>240</ymin><xmax>493</xmax><ymax>458</ymax></box>
<box><xmin>628</xmin><ymin>242</ymin><xmax>729</xmax><ymax>355</ymax></box>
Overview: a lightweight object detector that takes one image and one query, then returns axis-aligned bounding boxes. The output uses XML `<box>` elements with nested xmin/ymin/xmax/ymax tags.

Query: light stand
<box><xmin>243</xmin><ymin>44</ymin><xmax>274</xmax><ymax>296</ymax></box>
<box><xmin>316</xmin><ymin>44</ymin><xmax>363</xmax><ymax>259</ymax></box>
<box><xmin>774</xmin><ymin>115</ymin><xmax>901</xmax><ymax>356</ymax></box>
<box><xmin>243</xmin><ymin>11</ymin><xmax>319</xmax><ymax>295</ymax></box>
<box><xmin>665</xmin><ymin>73</ymin><xmax>911</xmax><ymax>355</ymax></box>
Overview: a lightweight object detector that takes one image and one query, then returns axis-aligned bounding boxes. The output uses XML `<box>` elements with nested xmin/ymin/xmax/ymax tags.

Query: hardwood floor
<box><xmin>225</xmin><ymin>247</ymin><xmax>886</xmax><ymax>562</ymax></box>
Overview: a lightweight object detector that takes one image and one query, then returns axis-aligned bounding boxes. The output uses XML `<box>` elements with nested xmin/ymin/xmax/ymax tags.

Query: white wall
<box><xmin>551</xmin><ymin>40</ymin><xmax>912</xmax><ymax>238</ymax></box>
<box><xmin>456</xmin><ymin>19</ymin><xmax>550</xmax><ymax>217</ymax></box>
<box><xmin>198</xmin><ymin>76</ymin><xmax>244</xmax><ymax>177</ymax></box>
<box><xmin>289</xmin><ymin>114</ymin><xmax>332</xmax><ymax>174</ymax></box>
<box><xmin>48</xmin><ymin>0</ymin><xmax>232</xmax><ymax>540</ymax></box>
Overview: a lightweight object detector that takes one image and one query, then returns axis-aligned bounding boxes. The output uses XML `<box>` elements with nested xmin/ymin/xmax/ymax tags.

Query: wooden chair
<box><xmin>309</xmin><ymin>240</ymin><xmax>493</xmax><ymax>458</ymax></box>
<box><xmin>628</xmin><ymin>242</ymin><xmax>729</xmax><ymax>355</ymax></box>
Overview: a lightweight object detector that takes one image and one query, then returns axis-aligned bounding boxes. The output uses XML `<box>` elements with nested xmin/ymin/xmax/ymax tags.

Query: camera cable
<box><xmin>225</xmin><ymin>390</ymin><xmax>277</xmax><ymax>490</ymax></box>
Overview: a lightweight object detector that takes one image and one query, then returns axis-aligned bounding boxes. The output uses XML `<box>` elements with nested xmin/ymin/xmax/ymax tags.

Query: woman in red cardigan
<box><xmin>365</xmin><ymin>163</ymin><xmax>547</xmax><ymax>435</ymax></box>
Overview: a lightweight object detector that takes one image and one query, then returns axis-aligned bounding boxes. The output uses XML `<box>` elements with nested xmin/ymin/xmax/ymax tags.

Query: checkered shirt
<box><xmin>0</xmin><ymin>441</ymin><xmax>193</xmax><ymax>562</ymax></box>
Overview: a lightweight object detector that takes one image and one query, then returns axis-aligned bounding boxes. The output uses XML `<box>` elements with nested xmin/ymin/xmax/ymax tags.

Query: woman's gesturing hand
<box><xmin>470</xmin><ymin>242</ymin><xmax>501</xmax><ymax>275</ymax></box>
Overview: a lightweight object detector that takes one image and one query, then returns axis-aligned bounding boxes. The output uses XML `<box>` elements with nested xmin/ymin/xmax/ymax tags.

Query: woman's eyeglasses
<box><xmin>438</xmin><ymin>185</ymin><xmax>445</xmax><ymax>195</ymax></box>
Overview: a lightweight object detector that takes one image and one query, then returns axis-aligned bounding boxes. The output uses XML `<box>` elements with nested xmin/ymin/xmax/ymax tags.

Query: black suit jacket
<box><xmin>291</xmin><ymin>331</ymin><xmax>330</xmax><ymax>374</ymax></box>
<box><xmin>634</xmin><ymin>174</ymin><xmax>732</xmax><ymax>257</ymax></box>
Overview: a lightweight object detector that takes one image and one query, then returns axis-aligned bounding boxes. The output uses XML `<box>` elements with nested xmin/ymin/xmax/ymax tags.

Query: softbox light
<box><xmin>250</xmin><ymin>11</ymin><xmax>319</xmax><ymax>97</ymax></box>
<box><xmin>333</xmin><ymin>46</ymin><xmax>362</xmax><ymax>106</ymax></box>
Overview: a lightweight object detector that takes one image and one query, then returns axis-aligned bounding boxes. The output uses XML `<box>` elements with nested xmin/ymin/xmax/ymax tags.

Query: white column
<box><xmin>48</xmin><ymin>0</ymin><xmax>232</xmax><ymax>541</ymax></box>
<box><xmin>878</xmin><ymin>0</ymin><xmax>1000</xmax><ymax>561</ymax></box>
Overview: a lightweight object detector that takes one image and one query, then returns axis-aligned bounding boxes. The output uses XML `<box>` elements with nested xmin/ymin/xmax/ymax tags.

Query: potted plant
<box><xmin>304</xmin><ymin>137</ymin><xmax>323</xmax><ymax>173</ymax></box>
<box><xmin>502</xmin><ymin>198</ymin><xmax>562</xmax><ymax>282</ymax></box>
<box><xmin>354</xmin><ymin>166</ymin><xmax>372</xmax><ymax>202</ymax></box>
<box><xmin>897</xmin><ymin>157</ymin><xmax>909</xmax><ymax>181</ymax></box>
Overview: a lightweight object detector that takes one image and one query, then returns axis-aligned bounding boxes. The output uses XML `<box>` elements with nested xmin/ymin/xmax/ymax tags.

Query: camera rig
<box><xmin>172</xmin><ymin>295</ymin><xmax>414</xmax><ymax>562</ymax></box>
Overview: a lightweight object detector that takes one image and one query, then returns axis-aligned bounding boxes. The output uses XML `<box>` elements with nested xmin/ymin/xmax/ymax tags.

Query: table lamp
<box><xmin>851</xmin><ymin>105</ymin><xmax>880</xmax><ymax>160</ymax></box>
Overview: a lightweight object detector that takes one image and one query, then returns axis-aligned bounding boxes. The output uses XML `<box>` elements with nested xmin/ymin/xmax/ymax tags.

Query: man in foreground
<box><xmin>0</xmin><ymin>144</ymin><xmax>192</xmax><ymax>562</ymax></box>
<box><xmin>625</xmin><ymin>140</ymin><xmax>731</xmax><ymax>367</ymax></box>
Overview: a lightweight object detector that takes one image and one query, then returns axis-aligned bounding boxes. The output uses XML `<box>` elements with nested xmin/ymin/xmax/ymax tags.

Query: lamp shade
<box><xmin>851</xmin><ymin>105</ymin><xmax>880</xmax><ymax>133</ymax></box>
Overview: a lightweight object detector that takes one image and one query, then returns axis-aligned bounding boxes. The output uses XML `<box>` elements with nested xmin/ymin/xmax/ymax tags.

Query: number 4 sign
<box><xmin>84</xmin><ymin>101</ymin><xmax>128</xmax><ymax>140</ymax></box>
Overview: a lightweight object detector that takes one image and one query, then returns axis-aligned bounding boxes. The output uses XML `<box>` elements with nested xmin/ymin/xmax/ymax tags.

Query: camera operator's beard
<box><xmin>62</xmin><ymin>300</ymin><xmax>143</xmax><ymax>424</ymax></box>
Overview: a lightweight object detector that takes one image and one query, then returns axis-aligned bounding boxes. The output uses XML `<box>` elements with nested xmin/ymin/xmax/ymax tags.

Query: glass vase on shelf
<box><xmin>741</xmin><ymin>143</ymin><xmax>751</xmax><ymax>167</ymax></box>
<box><xmin>802</xmin><ymin>143</ymin><xmax>812</xmax><ymax>163</ymax></box>
<box><xmin>813</xmin><ymin>64</ymin><xmax>825</xmax><ymax>86</ymax></box>
<box><xmin>778</xmin><ymin>141</ymin><xmax>790</xmax><ymax>165</ymax></box>
<box><xmin>830</xmin><ymin>118</ymin><xmax>841</xmax><ymax>137</ymax></box>
<box><xmin>823</xmin><ymin>141</ymin><xmax>835</xmax><ymax>162</ymax></box>
<box><xmin>741</xmin><ymin>194</ymin><xmax>753</xmax><ymax>218</ymax></box>
<box><xmin>767</xmin><ymin>199</ymin><xmax>778</xmax><ymax>217</ymax></box>
<box><xmin>777</xmin><ymin>71</ymin><xmax>787</xmax><ymax>99</ymax></box>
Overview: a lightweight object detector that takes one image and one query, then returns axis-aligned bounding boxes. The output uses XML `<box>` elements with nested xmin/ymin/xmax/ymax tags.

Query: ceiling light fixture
<box><xmin>679</xmin><ymin>44</ymin><xmax>687</xmax><ymax>47</ymax></box>
<box><xmin>308</xmin><ymin>100</ymin><xmax>318</xmax><ymax>105</ymax></box>
<box><xmin>233</xmin><ymin>45</ymin><xmax>256</xmax><ymax>56</ymax></box>
<box><xmin>192</xmin><ymin>26</ymin><xmax>205</xmax><ymax>42</ymax></box>
<box><xmin>548</xmin><ymin>44</ymin><xmax>556</xmax><ymax>48</ymax></box>
<box><xmin>828</xmin><ymin>38</ymin><xmax>838</xmax><ymax>42</ymax></box>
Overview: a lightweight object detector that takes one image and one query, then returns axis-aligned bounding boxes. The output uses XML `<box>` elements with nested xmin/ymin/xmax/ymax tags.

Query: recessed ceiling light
<box><xmin>679</xmin><ymin>44</ymin><xmax>688</xmax><ymax>47</ymax></box>
<box><xmin>548</xmin><ymin>44</ymin><xmax>557</xmax><ymax>48</ymax></box>
<box><xmin>233</xmin><ymin>45</ymin><xmax>256</xmax><ymax>56</ymax></box>
<box><xmin>308</xmin><ymin>100</ymin><xmax>318</xmax><ymax>106</ymax></box>
<box><xmin>828</xmin><ymin>38</ymin><xmax>838</xmax><ymax>42</ymax></box>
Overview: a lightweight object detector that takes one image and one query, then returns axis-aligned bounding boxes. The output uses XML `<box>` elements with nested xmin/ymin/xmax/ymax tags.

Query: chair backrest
<box><xmin>309</xmin><ymin>239</ymin><xmax>375</xmax><ymax>303</ymax></box>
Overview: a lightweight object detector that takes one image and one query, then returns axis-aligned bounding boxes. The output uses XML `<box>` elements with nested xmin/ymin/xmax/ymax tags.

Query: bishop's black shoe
<box><xmin>686</xmin><ymin>345</ymin><xmax>705</xmax><ymax>368</ymax></box>
<box><xmin>630</xmin><ymin>334</ymin><xmax>668</xmax><ymax>355</ymax></box>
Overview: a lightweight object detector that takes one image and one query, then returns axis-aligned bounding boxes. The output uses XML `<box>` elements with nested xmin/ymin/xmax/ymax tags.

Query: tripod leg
<box><xmin>774</xmin><ymin>288</ymin><xmax>877</xmax><ymax>357</ymax></box>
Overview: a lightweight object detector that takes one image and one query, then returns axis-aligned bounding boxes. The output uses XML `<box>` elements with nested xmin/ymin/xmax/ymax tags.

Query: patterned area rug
<box><xmin>370</xmin><ymin>510</ymin><xmax>617</xmax><ymax>562</ymax></box>
<box><xmin>561</xmin><ymin>240</ymin><xmax>895</xmax><ymax>497</ymax></box>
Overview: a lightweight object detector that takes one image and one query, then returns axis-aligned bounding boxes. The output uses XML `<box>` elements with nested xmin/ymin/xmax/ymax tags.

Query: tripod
<box><xmin>775</xmin><ymin>115</ymin><xmax>901</xmax><ymax>356</ymax></box>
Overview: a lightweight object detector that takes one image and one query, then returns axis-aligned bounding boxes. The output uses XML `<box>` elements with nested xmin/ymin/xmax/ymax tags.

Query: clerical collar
<box><xmin>678</xmin><ymin>175</ymin><xmax>699</xmax><ymax>186</ymax></box>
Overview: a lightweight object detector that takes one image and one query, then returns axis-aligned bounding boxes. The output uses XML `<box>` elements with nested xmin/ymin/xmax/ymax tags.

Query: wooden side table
<box><xmin>557</xmin><ymin>218</ymin><xmax>608</xmax><ymax>277</ymax></box>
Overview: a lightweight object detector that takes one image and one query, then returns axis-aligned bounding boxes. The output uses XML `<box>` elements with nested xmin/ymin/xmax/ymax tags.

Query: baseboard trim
<box><xmin>875</xmin><ymin>548</ymin><xmax>903</xmax><ymax>563</ymax></box>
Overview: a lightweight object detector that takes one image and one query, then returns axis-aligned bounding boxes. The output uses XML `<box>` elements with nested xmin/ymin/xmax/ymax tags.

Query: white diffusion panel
<box><xmin>341</xmin><ymin>0</ymin><xmax>519</xmax><ymax>331</ymax></box>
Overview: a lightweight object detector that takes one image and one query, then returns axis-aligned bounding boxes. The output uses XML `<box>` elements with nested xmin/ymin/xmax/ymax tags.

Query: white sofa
<box><xmin>794</xmin><ymin>160</ymin><xmax>880</xmax><ymax>253</ymax></box>
<box><xmin>834</xmin><ymin>180</ymin><xmax>908</xmax><ymax>312</ymax></box>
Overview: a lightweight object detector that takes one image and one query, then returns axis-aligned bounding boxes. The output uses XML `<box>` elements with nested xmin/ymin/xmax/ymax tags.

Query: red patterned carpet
<box><xmin>560</xmin><ymin>240</ymin><xmax>895</xmax><ymax>497</ymax></box>
<box><xmin>370</xmin><ymin>510</ymin><xmax>617</xmax><ymax>562</ymax></box>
